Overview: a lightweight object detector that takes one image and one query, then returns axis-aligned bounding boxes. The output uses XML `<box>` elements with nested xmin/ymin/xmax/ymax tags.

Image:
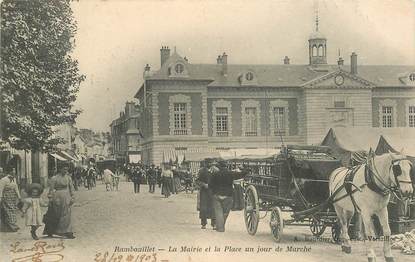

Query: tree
<box><xmin>0</xmin><ymin>0</ymin><xmax>85</xmax><ymax>151</ymax></box>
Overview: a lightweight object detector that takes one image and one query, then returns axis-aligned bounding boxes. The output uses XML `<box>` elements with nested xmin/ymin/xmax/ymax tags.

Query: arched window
<box><xmin>175</xmin><ymin>63</ymin><xmax>184</xmax><ymax>74</ymax></box>
<box><xmin>312</xmin><ymin>45</ymin><xmax>318</xmax><ymax>57</ymax></box>
<box><xmin>318</xmin><ymin>45</ymin><xmax>324</xmax><ymax>57</ymax></box>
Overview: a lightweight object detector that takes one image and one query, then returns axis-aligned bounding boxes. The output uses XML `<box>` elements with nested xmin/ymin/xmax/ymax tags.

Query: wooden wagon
<box><xmin>231</xmin><ymin>145</ymin><xmax>345</xmax><ymax>242</ymax></box>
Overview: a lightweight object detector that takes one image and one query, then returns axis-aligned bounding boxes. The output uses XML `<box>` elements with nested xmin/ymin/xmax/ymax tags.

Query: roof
<box><xmin>146</xmin><ymin>63</ymin><xmax>415</xmax><ymax>88</ymax></box>
<box><xmin>339</xmin><ymin>65</ymin><xmax>415</xmax><ymax>87</ymax></box>
<box><xmin>309</xmin><ymin>31</ymin><xmax>326</xmax><ymax>40</ymax></box>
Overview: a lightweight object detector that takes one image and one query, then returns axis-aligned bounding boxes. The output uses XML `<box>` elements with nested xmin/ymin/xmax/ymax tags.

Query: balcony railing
<box><xmin>216</xmin><ymin>131</ymin><xmax>229</xmax><ymax>137</ymax></box>
<box><xmin>173</xmin><ymin>129</ymin><xmax>188</xmax><ymax>135</ymax></box>
<box><xmin>245</xmin><ymin>131</ymin><xmax>257</xmax><ymax>136</ymax></box>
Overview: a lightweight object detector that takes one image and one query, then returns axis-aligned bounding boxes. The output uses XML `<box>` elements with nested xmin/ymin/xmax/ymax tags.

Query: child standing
<box><xmin>21</xmin><ymin>183</ymin><xmax>47</xmax><ymax>240</ymax></box>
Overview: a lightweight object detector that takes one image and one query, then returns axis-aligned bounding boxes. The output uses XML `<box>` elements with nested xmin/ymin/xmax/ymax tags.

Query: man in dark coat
<box><xmin>209</xmin><ymin>160</ymin><xmax>247</xmax><ymax>232</ymax></box>
<box><xmin>196</xmin><ymin>160</ymin><xmax>215</xmax><ymax>229</ymax></box>
<box><xmin>156</xmin><ymin>167</ymin><xmax>162</xmax><ymax>188</ymax></box>
<box><xmin>132</xmin><ymin>167</ymin><xmax>142</xmax><ymax>193</ymax></box>
<box><xmin>147</xmin><ymin>165</ymin><xmax>157</xmax><ymax>193</ymax></box>
<box><xmin>86</xmin><ymin>163</ymin><xmax>95</xmax><ymax>190</ymax></box>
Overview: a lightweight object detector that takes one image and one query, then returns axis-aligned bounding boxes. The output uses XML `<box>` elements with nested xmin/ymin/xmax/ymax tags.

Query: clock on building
<box><xmin>334</xmin><ymin>75</ymin><xmax>344</xmax><ymax>86</ymax></box>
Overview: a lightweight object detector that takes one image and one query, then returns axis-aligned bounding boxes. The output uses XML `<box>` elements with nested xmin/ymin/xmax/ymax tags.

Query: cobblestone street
<box><xmin>1</xmin><ymin>180</ymin><xmax>413</xmax><ymax>262</ymax></box>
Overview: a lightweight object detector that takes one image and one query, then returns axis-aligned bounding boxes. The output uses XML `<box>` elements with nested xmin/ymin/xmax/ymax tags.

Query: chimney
<box><xmin>283</xmin><ymin>56</ymin><xmax>290</xmax><ymax>65</ymax></box>
<box><xmin>350</xmin><ymin>52</ymin><xmax>357</xmax><ymax>75</ymax></box>
<box><xmin>337</xmin><ymin>57</ymin><xmax>344</xmax><ymax>66</ymax></box>
<box><xmin>221</xmin><ymin>52</ymin><xmax>228</xmax><ymax>76</ymax></box>
<box><xmin>160</xmin><ymin>46</ymin><xmax>170</xmax><ymax>66</ymax></box>
<box><xmin>216</xmin><ymin>55</ymin><xmax>222</xmax><ymax>64</ymax></box>
<box><xmin>144</xmin><ymin>64</ymin><xmax>150</xmax><ymax>72</ymax></box>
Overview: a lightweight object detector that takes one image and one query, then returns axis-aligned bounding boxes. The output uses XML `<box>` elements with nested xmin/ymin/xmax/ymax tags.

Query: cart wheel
<box><xmin>244</xmin><ymin>185</ymin><xmax>259</xmax><ymax>235</ymax></box>
<box><xmin>269</xmin><ymin>207</ymin><xmax>284</xmax><ymax>242</ymax></box>
<box><xmin>331</xmin><ymin>221</ymin><xmax>341</xmax><ymax>244</ymax></box>
<box><xmin>309</xmin><ymin>217</ymin><xmax>326</xmax><ymax>237</ymax></box>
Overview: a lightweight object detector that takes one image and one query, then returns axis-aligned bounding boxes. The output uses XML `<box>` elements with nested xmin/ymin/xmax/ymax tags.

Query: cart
<box><xmin>235</xmin><ymin>145</ymin><xmax>345</xmax><ymax>242</ymax></box>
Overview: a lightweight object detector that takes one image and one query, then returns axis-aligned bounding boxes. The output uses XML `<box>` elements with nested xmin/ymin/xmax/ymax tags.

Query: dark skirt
<box><xmin>161</xmin><ymin>177</ymin><xmax>173</xmax><ymax>196</ymax></box>
<box><xmin>43</xmin><ymin>202</ymin><xmax>59</xmax><ymax>235</ymax></box>
<box><xmin>43</xmin><ymin>190</ymin><xmax>73</xmax><ymax>235</ymax></box>
<box><xmin>199</xmin><ymin>188</ymin><xmax>214</xmax><ymax>219</ymax></box>
<box><xmin>232</xmin><ymin>183</ymin><xmax>244</xmax><ymax>211</ymax></box>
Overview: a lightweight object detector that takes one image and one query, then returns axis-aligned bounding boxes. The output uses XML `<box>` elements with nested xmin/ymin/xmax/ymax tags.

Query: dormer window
<box><xmin>175</xmin><ymin>63</ymin><xmax>184</xmax><ymax>74</ymax></box>
<box><xmin>239</xmin><ymin>71</ymin><xmax>258</xmax><ymax>86</ymax></box>
<box><xmin>246</xmin><ymin>72</ymin><xmax>254</xmax><ymax>81</ymax></box>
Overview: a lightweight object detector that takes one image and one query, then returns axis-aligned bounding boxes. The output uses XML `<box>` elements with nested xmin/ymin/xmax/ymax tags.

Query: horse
<box><xmin>329</xmin><ymin>152</ymin><xmax>413</xmax><ymax>262</ymax></box>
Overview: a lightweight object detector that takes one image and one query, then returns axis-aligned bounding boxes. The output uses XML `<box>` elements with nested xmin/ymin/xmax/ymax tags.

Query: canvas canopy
<box><xmin>218</xmin><ymin>148</ymin><xmax>279</xmax><ymax>160</ymax></box>
<box><xmin>320</xmin><ymin>127</ymin><xmax>382</xmax><ymax>166</ymax></box>
<box><xmin>321</xmin><ymin>127</ymin><xmax>415</xmax><ymax>166</ymax></box>
<box><xmin>375</xmin><ymin>128</ymin><xmax>415</xmax><ymax>161</ymax></box>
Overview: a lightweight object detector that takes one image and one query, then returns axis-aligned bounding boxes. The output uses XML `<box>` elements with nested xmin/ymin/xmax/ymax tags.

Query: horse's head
<box><xmin>390</xmin><ymin>154</ymin><xmax>413</xmax><ymax>198</ymax></box>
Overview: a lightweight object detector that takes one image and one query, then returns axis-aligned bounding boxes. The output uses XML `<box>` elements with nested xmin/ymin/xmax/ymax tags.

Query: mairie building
<box><xmin>135</xmin><ymin>26</ymin><xmax>415</xmax><ymax>166</ymax></box>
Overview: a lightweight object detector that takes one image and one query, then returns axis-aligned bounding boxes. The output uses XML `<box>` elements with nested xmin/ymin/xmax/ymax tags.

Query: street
<box><xmin>1</xmin><ymin>180</ymin><xmax>413</xmax><ymax>262</ymax></box>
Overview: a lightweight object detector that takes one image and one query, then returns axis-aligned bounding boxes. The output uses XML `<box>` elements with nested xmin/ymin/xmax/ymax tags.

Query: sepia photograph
<box><xmin>0</xmin><ymin>0</ymin><xmax>415</xmax><ymax>261</ymax></box>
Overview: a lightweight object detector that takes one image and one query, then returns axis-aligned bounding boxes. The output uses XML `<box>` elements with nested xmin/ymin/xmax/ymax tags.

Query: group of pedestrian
<box><xmin>125</xmin><ymin>163</ymin><xmax>162</xmax><ymax>194</ymax></box>
<box><xmin>0</xmin><ymin>164</ymin><xmax>76</xmax><ymax>240</ymax></box>
<box><xmin>68</xmin><ymin>162</ymin><xmax>97</xmax><ymax>191</ymax></box>
<box><xmin>103</xmin><ymin>168</ymin><xmax>121</xmax><ymax>191</ymax></box>
<box><xmin>160</xmin><ymin>163</ymin><xmax>194</xmax><ymax>197</ymax></box>
<box><xmin>196</xmin><ymin>159</ymin><xmax>247</xmax><ymax>232</ymax></box>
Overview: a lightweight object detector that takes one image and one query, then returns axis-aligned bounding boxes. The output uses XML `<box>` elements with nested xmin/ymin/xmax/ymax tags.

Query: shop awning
<box><xmin>50</xmin><ymin>153</ymin><xmax>67</xmax><ymax>161</ymax></box>
<box><xmin>59</xmin><ymin>151</ymin><xmax>79</xmax><ymax>162</ymax></box>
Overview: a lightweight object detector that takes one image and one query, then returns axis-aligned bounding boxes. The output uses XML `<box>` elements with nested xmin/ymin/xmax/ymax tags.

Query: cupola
<box><xmin>308</xmin><ymin>12</ymin><xmax>327</xmax><ymax>66</ymax></box>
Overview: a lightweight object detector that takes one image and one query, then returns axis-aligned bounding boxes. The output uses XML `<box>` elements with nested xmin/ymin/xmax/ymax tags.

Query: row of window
<box><xmin>172</xmin><ymin>103</ymin><xmax>287</xmax><ymax>136</ymax></box>
<box><xmin>381</xmin><ymin>105</ymin><xmax>415</xmax><ymax>128</ymax></box>
<box><xmin>170</xmin><ymin>102</ymin><xmax>415</xmax><ymax>137</ymax></box>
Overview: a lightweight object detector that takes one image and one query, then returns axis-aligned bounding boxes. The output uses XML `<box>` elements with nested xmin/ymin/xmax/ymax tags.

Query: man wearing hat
<box><xmin>147</xmin><ymin>164</ymin><xmax>157</xmax><ymax>193</ymax></box>
<box><xmin>209</xmin><ymin>160</ymin><xmax>247</xmax><ymax>232</ymax></box>
<box><xmin>86</xmin><ymin>161</ymin><xmax>96</xmax><ymax>190</ymax></box>
<box><xmin>196</xmin><ymin>159</ymin><xmax>216</xmax><ymax>229</ymax></box>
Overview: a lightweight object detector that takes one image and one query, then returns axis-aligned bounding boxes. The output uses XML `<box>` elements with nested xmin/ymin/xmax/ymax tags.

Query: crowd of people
<box><xmin>0</xmin><ymin>163</ymin><xmax>76</xmax><ymax>240</ymax></box>
<box><xmin>122</xmin><ymin>163</ymin><xmax>194</xmax><ymax>196</ymax></box>
<box><xmin>0</xmin><ymin>158</ymin><xmax>246</xmax><ymax>241</ymax></box>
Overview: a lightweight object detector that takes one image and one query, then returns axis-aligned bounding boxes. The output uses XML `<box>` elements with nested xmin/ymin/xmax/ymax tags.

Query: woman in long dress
<box><xmin>43</xmin><ymin>165</ymin><xmax>76</xmax><ymax>239</ymax></box>
<box><xmin>0</xmin><ymin>174</ymin><xmax>21</xmax><ymax>232</ymax></box>
<box><xmin>161</xmin><ymin>164</ymin><xmax>173</xmax><ymax>198</ymax></box>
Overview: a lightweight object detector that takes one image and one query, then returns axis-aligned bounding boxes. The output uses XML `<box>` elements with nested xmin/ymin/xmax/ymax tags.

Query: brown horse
<box><xmin>329</xmin><ymin>152</ymin><xmax>413</xmax><ymax>262</ymax></box>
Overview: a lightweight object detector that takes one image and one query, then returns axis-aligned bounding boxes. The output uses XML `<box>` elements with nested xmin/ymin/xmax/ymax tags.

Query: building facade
<box><xmin>110</xmin><ymin>101</ymin><xmax>141</xmax><ymax>164</ymax></box>
<box><xmin>135</xmin><ymin>26</ymin><xmax>415</xmax><ymax>166</ymax></box>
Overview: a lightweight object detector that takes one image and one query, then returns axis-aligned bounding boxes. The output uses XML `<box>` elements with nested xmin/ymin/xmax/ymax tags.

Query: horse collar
<box><xmin>364</xmin><ymin>164</ymin><xmax>390</xmax><ymax>196</ymax></box>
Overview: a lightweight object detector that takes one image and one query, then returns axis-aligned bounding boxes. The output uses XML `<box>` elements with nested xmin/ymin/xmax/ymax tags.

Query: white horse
<box><xmin>329</xmin><ymin>152</ymin><xmax>413</xmax><ymax>262</ymax></box>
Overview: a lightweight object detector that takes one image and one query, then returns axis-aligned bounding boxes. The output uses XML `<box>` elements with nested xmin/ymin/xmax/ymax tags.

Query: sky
<box><xmin>71</xmin><ymin>0</ymin><xmax>415</xmax><ymax>131</ymax></box>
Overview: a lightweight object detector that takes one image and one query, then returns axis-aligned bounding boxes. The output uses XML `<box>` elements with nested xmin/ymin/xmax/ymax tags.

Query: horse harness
<box><xmin>343</xmin><ymin>165</ymin><xmax>364</xmax><ymax>213</ymax></box>
<box><xmin>332</xmin><ymin>157</ymin><xmax>413</xmax><ymax>212</ymax></box>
